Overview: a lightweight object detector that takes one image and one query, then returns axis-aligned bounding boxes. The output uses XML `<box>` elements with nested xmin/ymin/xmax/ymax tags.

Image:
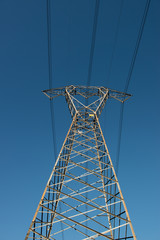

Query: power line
<box><xmin>46</xmin><ymin>0</ymin><xmax>57</xmax><ymax>163</ymax></box>
<box><xmin>104</xmin><ymin>2</ymin><xmax>125</xmax><ymax>225</ymax></box>
<box><xmin>104</xmin><ymin>0</ymin><xmax>124</xmax><ymax>142</ymax></box>
<box><xmin>115</xmin><ymin>0</ymin><xmax>151</xmax><ymax>175</ymax></box>
<box><xmin>124</xmin><ymin>0</ymin><xmax>151</xmax><ymax>93</ymax></box>
<box><xmin>115</xmin><ymin>102</ymin><xmax>124</xmax><ymax>174</ymax></box>
<box><xmin>85</xmin><ymin>0</ymin><xmax>100</xmax><ymax>109</ymax></box>
<box><xmin>49</xmin><ymin>102</ymin><xmax>57</xmax><ymax>158</ymax></box>
<box><xmin>87</xmin><ymin>0</ymin><xmax>100</xmax><ymax>87</ymax></box>
<box><xmin>85</xmin><ymin>0</ymin><xmax>100</xmax><ymax>235</ymax></box>
<box><xmin>106</xmin><ymin>0</ymin><xmax>124</xmax><ymax>85</ymax></box>
<box><xmin>46</xmin><ymin>0</ymin><xmax>64</xmax><ymax>239</ymax></box>
<box><xmin>47</xmin><ymin>0</ymin><xmax>52</xmax><ymax>89</ymax></box>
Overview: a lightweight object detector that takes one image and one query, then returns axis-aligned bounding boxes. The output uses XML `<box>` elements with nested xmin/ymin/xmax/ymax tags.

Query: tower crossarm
<box><xmin>42</xmin><ymin>86</ymin><xmax>66</xmax><ymax>99</ymax></box>
<box><xmin>107</xmin><ymin>88</ymin><xmax>131</xmax><ymax>103</ymax></box>
<box><xmin>42</xmin><ymin>86</ymin><xmax>131</xmax><ymax>102</ymax></box>
<box><xmin>42</xmin><ymin>86</ymin><xmax>131</xmax><ymax>119</ymax></box>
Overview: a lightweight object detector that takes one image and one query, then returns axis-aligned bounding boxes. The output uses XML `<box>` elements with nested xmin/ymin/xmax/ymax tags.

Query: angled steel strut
<box><xmin>26</xmin><ymin>85</ymin><xmax>136</xmax><ymax>240</ymax></box>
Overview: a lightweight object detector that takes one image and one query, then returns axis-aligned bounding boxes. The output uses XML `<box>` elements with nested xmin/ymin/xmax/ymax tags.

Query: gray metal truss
<box><xmin>25</xmin><ymin>86</ymin><xmax>136</xmax><ymax>240</ymax></box>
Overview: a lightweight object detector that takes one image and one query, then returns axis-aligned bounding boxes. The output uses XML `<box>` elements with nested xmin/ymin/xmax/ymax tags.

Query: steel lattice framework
<box><xmin>26</xmin><ymin>86</ymin><xmax>136</xmax><ymax>240</ymax></box>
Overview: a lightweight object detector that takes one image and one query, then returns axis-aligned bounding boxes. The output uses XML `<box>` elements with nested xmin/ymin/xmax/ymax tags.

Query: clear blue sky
<box><xmin>0</xmin><ymin>0</ymin><xmax>159</xmax><ymax>239</ymax></box>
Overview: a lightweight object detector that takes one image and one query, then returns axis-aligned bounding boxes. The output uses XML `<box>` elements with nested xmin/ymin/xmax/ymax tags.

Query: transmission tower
<box><xmin>26</xmin><ymin>85</ymin><xmax>136</xmax><ymax>240</ymax></box>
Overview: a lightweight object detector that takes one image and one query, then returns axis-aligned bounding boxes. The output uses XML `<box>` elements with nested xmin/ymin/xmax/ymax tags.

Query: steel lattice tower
<box><xmin>26</xmin><ymin>86</ymin><xmax>136</xmax><ymax>240</ymax></box>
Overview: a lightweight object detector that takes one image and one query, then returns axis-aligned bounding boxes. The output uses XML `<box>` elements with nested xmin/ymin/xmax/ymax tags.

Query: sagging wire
<box><xmin>85</xmin><ymin>0</ymin><xmax>100</xmax><ymax>235</ymax></box>
<box><xmin>46</xmin><ymin>0</ymin><xmax>64</xmax><ymax>239</ymax></box>
<box><xmin>115</xmin><ymin>0</ymin><xmax>151</xmax><ymax>175</ymax></box>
